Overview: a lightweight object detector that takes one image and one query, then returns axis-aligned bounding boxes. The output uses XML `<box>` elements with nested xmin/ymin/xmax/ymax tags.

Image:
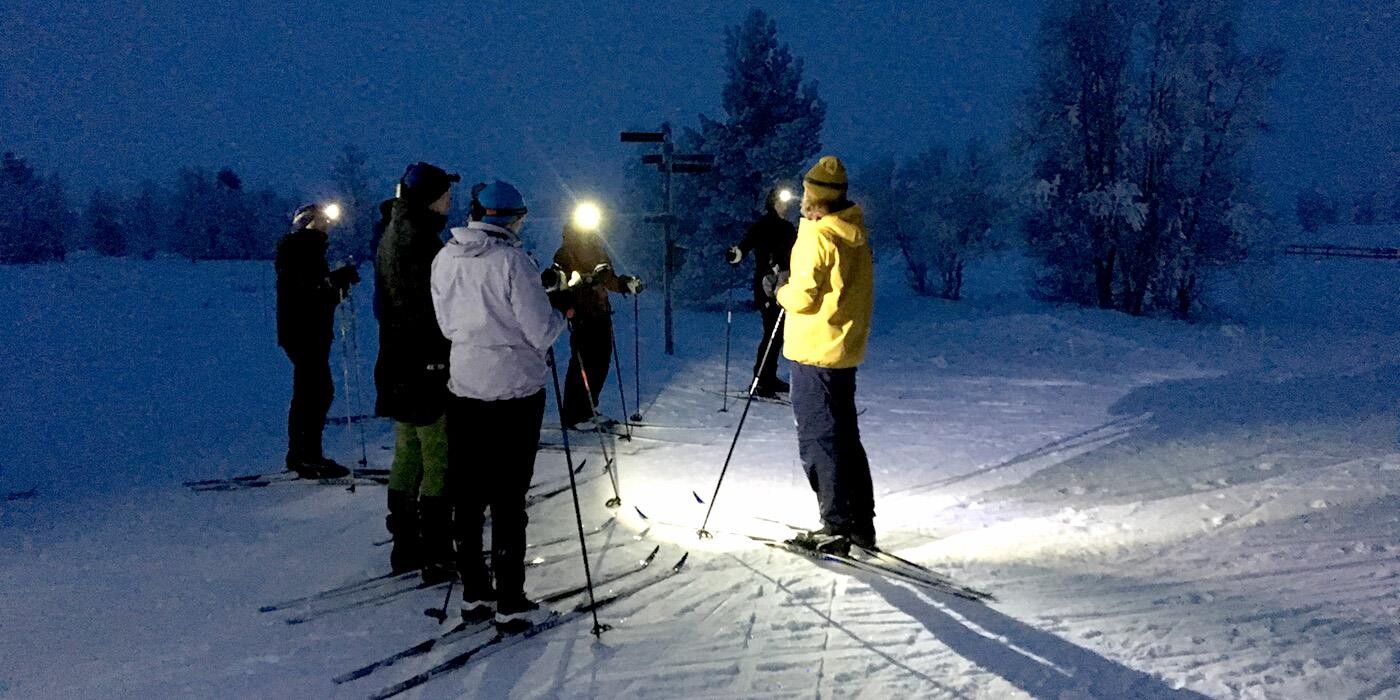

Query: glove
<box><xmin>726</xmin><ymin>246</ymin><xmax>743</xmax><ymax>265</ymax></box>
<box><xmin>761</xmin><ymin>269</ymin><xmax>789</xmax><ymax>298</ymax></box>
<box><xmin>541</xmin><ymin>264</ymin><xmax>566</xmax><ymax>292</ymax></box>
<box><xmin>623</xmin><ymin>276</ymin><xmax>644</xmax><ymax>295</ymax></box>
<box><xmin>547</xmin><ymin>289</ymin><xmax>575</xmax><ymax>314</ymax></box>
<box><xmin>329</xmin><ymin>264</ymin><xmax>360</xmax><ymax>291</ymax></box>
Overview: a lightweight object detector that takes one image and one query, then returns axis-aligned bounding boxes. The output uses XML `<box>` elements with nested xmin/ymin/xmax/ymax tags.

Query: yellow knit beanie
<box><xmin>802</xmin><ymin>155</ymin><xmax>847</xmax><ymax>204</ymax></box>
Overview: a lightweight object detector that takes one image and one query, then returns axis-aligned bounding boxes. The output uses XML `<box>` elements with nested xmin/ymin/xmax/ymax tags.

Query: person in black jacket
<box><xmin>275</xmin><ymin>203</ymin><xmax>360</xmax><ymax>478</ymax></box>
<box><xmin>374</xmin><ymin>162</ymin><xmax>459</xmax><ymax>582</ymax></box>
<box><xmin>728</xmin><ymin>187</ymin><xmax>798</xmax><ymax>397</ymax></box>
<box><xmin>553</xmin><ymin>218</ymin><xmax>643</xmax><ymax>430</ymax></box>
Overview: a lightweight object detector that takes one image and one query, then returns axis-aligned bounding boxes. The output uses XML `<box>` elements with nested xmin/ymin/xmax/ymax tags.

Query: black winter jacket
<box><xmin>275</xmin><ymin>227</ymin><xmax>343</xmax><ymax>353</ymax></box>
<box><xmin>374</xmin><ymin>199</ymin><xmax>451</xmax><ymax>425</ymax></box>
<box><xmin>737</xmin><ymin>211</ymin><xmax>797</xmax><ymax>306</ymax></box>
<box><xmin>553</xmin><ymin>224</ymin><xmax>630</xmax><ymax>322</ymax></box>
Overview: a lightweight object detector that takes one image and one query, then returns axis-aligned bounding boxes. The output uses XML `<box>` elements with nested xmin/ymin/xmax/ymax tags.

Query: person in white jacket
<box><xmin>430</xmin><ymin>180</ymin><xmax>567</xmax><ymax>632</ymax></box>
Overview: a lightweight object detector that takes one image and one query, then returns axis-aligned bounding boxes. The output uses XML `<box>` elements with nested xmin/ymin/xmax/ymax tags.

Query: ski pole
<box><xmin>546</xmin><ymin>347</ymin><xmax>609</xmax><ymax>637</ymax></box>
<box><xmin>696</xmin><ymin>308</ymin><xmax>785</xmax><ymax>539</ymax></box>
<box><xmin>569</xmin><ymin>320</ymin><xmax>622</xmax><ymax>508</ymax></box>
<box><xmin>721</xmin><ymin>282</ymin><xmax>733</xmax><ymax>413</ymax></box>
<box><xmin>335</xmin><ymin>287</ymin><xmax>361</xmax><ymax>493</ymax></box>
<box><xmin>630</xmin><ymin>294</ymin><xmax>642</xmax><ymax>422</ymax></box>
<box><xmin>609</xmin><ymin>319</ymin><xmax>633</xmax><ymax>441</ymax></box>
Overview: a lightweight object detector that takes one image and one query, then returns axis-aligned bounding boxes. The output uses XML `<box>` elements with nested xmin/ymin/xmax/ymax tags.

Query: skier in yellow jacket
<box><xmin>776</xmin><ymin>155</ymin><xmax>876</xmax><ymax>554</ymax></box>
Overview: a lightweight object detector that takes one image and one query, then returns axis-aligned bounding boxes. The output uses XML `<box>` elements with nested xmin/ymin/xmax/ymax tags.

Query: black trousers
<box><xmin>790</xmin><ymin>362</ymin><xmax>874</xmax><ymax>538</ymax></box>
<box><xmin>285</xmin><ymin>344</ymin><xmax>334</xmax><ymax>464</ymax></box>
<box><xmin>447</xmin><ymin>390</ymin><xmax>545</xmax><ymax>600</ymax></box>
<box><xmin>753</xmin><ymin>300</ymin><xmax>785</xmax><ymax>388</ymax></box>
<box><xmin>562</xmin><ymin>315</ymin><xmax>612</xmax><ymax>426</ymax></box>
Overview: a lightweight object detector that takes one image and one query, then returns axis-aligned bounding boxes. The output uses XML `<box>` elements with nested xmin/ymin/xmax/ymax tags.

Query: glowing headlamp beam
<box><xmin>777</xmin><ymin>189</ymin><xmax>794</xmax><ymax>203</ymax></box>
<box><xmin>322</xmin><ymin>202</ymin><xmax>343</xmax><ymax>222</ymax></box>
<box><xmin>573</xmin><ymin>201</ymin><xmax>602</xmax><ymax>231</ymax></box>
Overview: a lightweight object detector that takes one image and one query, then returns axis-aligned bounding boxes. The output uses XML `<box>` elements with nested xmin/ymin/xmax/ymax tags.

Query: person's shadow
<box><xmin>863</xmin><ymin>574</ymin><xmax>1211</xmax><ymax>699</ymax></box>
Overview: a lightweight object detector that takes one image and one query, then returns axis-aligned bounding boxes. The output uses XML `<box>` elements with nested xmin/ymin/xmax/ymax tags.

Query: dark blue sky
<box><xmin>2</xmin><ymin>1</ymin><xmax>1394</xmax><ymax>216</ymax></box>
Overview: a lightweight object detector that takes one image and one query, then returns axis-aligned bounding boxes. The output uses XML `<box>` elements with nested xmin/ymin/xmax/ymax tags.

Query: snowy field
<box><xmin>2</xmin><ymin>245</ymin><xmax>1399</xmax><ymax>699</ymax></box>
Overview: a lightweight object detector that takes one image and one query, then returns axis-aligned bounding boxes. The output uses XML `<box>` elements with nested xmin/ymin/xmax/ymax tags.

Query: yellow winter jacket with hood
<box><xmin>776</xmin><ymin>204</ymin><xmax>873</xmax><ymax>369</ymax></box>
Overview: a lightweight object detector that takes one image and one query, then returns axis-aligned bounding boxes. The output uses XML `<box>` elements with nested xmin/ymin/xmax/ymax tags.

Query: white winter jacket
<box><xmin>430</xmin><ymin>222</ymin><xmax>567</xmax><ymax>401</ymax></box>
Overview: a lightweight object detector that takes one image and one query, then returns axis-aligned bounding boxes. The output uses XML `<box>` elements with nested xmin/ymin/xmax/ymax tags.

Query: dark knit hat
<box><xmin>399</xmin><ymin>162</ymin><xmax>461</xmax><ymax>208</ymax></box>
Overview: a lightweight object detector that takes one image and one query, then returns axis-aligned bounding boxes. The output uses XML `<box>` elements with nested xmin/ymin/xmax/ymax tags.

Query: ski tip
<box><xmin>257</xmin><ymin>604</ymin><xmax>277</xmax><ymax>613</ymax></box>
<box><xmin>692</xmin><ymin>491</ymin><xmax>704</xmax><ymax>504</ymax></box>
<box><xmin>641</xmin><ymin>545</ymin><xmax>661</xmax><ymax>565</ymax></box>
<box><xmin>673</xmin><ymin>553</ymin><xmax>690</xmax><ymax>571</ymax></box>
<box><xmin>634</xmin><ymin>506</ymin><xmax>649</xmax><ymax>520</ymax></box>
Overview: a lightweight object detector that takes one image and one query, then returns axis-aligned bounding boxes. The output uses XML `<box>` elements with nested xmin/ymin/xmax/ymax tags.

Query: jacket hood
<box><xmin>447</xmin><ymin>221</ymin><xmax>518</xmax><ymax>258</ymax></box>
<box><xmin>815</xmin><ymin>204</ymin><xmax>866</xmax><ymax>247</ymax></box>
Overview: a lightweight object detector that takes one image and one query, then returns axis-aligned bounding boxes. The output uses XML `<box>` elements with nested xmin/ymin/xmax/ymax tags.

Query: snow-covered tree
<box><xmin>1022</xmin><ymin>0</ymin><xmax>1279</xmax><ymax>317</ymax></box>
<box><xmin>1021</xmin><ymin>0</ymin><xmax>1135</xmax><ymax>309</ymax></box>
<box><xmin>330</xmin><ymin>143</ymin><xmax>376</xmax><ymax>263</ymax></box>
<box><xmin>124</xmin><ymin>180</ymin><xmax>167</xmax><ymax>259</ymax></box>
<box><xmin>0</xmin><ymin>152</ymin><xmax>71</xmax><ymax>264</ymax></box>
<box><xmin>87</xmin><ymin>189</ymin><xmax>127</xmax><ymax>257</ymax></box>
<box><xmin>171</xmin><ymin>167</ymin><xmax>218</xmax><ymax>261</ymax></box>
<box><xmin>674</xmin><ymin>9</ymin><xmax>825</xmax><ymax>302</ymax></box>
<box><xmin>1138</xmin><ymin>0</ymin><xmax>1280</xmax><ymax>318</ymax></box>
<box><xmin>1295</xmin><ymin>185</ymin><xmax>1338</xmax><ymax>233</ymax></box>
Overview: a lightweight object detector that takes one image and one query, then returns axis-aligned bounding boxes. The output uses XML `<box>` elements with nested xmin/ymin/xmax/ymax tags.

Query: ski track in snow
<box><xmin>2</xmin><ymin>253</ymin><xmax>1400</xmax><ymax>698</ymax></box>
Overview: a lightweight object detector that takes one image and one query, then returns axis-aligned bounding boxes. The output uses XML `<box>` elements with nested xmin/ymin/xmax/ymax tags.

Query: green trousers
<box><xmin>387</xmin><ymin>416</ymin><xmax>448</xmax><ymax>497</ymax></box>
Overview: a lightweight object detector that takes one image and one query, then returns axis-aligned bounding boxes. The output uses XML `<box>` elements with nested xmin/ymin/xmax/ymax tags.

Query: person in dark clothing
<box><xmin>553</xmin><ymin>218</ymin><xmax>643</xmax><ymax>429</ymax></box>
<box><xmin>728</xmin><ymin>187</ymin><xmax>798</xmax><ymax>397</ymax></box>
<box><xmin>275</xmin><ymin>203</ymin><xmax>360</xmax><ymax>479</ymax></box>
<box><xmin>374</xmin><ymin>162</ymin><xmax>460</xmax><ymax>582</ymax></box>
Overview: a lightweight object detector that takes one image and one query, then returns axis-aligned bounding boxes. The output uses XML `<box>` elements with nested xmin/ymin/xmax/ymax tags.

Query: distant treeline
<box><xmin>0</xmin><ymin>145</ymin><xmax>381</xmax><ymax>265</ymax></box>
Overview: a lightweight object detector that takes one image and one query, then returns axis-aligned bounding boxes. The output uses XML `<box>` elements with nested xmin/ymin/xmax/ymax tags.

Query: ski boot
<box><xmin>494</xmin><ymin>595</ymin><xmax>556</xmax><ymax>633</ymax></box>
<box><xmin>288</xmin><ymin>456</ymin><xmax>351</xmax><ymax>480</ymax></box>
<box><xmin>385</xmin><ymin>490</ymin><xmax>422</xmax><ymax>575</ymax></box>
<box><xmin>787</xmin><ymin>526</ymin><xmax>852</xmax><ymax>556</ymax></box>
<box><xmin>418</xmin><ymin>496</ymin><xmax>457</xmax><ymax>586</ymax></box>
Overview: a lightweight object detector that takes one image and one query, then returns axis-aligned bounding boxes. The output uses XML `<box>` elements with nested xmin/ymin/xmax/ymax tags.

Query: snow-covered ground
<box><xmin>2</xmin><ymin>246</ymin><xmax>1398</xmax><ymax>699</ymax></box>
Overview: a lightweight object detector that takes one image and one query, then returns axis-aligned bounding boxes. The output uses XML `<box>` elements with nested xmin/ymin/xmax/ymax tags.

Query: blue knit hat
<box><xmin>473</xmin><ymin>180</ymin><xmax>527</xmax><ymax>227</ymax></box>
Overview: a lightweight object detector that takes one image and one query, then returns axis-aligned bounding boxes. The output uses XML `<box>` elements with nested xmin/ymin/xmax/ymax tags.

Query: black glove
<box><xmin>541</xmin><ymin>264</ymin><xmax>567</xmax><ymax>292</ymax></box>
<box><xmin>761</xmin><ymin>269</ymin><xmax>789</xmax><ymax>298</ymax></box>
<box><xmin>547</xmin><ymin>288</ymin><xmax>575</xmax><ymax>314</ymax></box>
<box><xmin>726</xmin><ymin>246</ymin><xmax>743</xmax><ymax>265</ymax></box>
<box><xmin>329</xmin><ymin>265</ymin><xmax>360</xmax><ymax>292</ymax></box>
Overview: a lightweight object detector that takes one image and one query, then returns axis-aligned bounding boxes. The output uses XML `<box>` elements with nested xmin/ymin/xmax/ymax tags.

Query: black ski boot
<box><xmin>494</xmin><ymin>594</ymin><xmax>555</xmax><ymax>633</ymax></box>
<box><xmin>459</xmin><ymin>573</ymin><xmax>496</xmax><ymax>625</ymax></box>
<box><xmin>289</xmin><ymin>456</ymin><xmax>350</xmax><ymax>479</ymax></box>
<box><xmin>418</xmin><ymin>496</ymin><xmax>457</xmax><ymax>586</ymax></box>
<box><xmin>788</xmin><ymin>526</ymin><xmax>851</xmax><ymax>556</ymax></box>
<box><xmin>385</xmin><ymin>490</ymin><xmax>422</xmax><ymax>575</ymax></box>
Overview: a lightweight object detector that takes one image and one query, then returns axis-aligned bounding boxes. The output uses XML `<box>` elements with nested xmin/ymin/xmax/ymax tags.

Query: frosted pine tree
<box><xmin>87</xmin><ymin>189</ymin><xmax>127</xmax><ymax>257</ymax></box>
<box><xmin>675</xmin><ymin>9</ymin><xmax>824</xmax><ymax>303</ymax></box>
